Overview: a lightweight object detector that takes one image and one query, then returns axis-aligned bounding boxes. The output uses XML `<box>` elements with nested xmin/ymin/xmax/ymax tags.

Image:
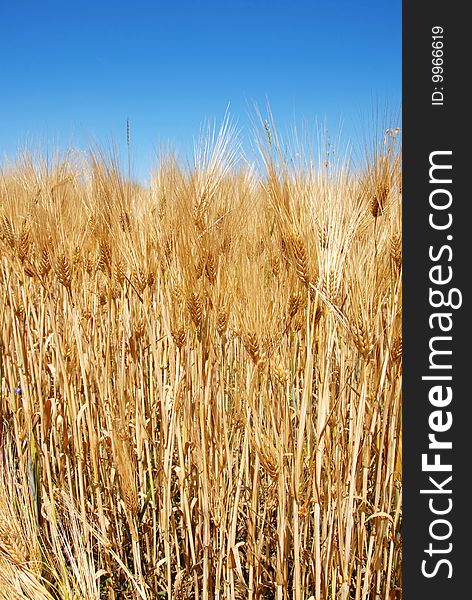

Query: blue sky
<box><xmin>0</xmin><ymin>0</ymin><xmax>401</xmax><ymax>181</ymax></box>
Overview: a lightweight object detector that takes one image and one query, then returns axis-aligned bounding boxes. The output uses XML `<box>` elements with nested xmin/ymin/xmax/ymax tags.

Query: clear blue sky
<box><xmin>0</xmin><ymin>0</ymin><xmax>401</xmax><ymax>181</ymax></box>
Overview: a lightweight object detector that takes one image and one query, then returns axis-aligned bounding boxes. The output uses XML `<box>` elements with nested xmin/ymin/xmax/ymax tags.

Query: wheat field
<box><xmin>0</xmin><ymin>117</ymin><xmax>402</xmax><ymax>599</ymax></box>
